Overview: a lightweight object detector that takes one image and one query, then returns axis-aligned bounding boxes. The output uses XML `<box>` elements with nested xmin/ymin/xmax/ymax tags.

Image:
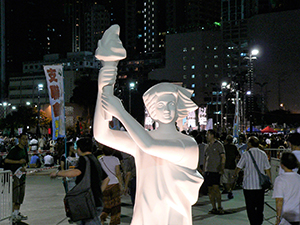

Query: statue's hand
<box><xmin>101</xmin><ymin>93</ymin><xmax>124</xmax><ymax>118</ymax></box>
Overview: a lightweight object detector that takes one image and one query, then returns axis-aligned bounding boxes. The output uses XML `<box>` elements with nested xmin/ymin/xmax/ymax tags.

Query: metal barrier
<box><xmin>0</xmin><ymin>170</ymin><xmax>12</xmax><ymax>224</ymax></box>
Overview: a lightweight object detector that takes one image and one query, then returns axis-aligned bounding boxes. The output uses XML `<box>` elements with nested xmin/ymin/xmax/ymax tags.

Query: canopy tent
<box><xmin>261</xmin><ymin>126</ymin><xmax>277</xmax><ymax>133</ymax></box>
<box><xmin>246</xmin><ymin>126</ymin><xmax>261</xmax><ymax>132</ymax></box>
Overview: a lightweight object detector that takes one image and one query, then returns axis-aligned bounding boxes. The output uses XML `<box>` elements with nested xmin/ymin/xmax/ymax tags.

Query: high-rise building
<box><xmin>166</xmin><ymin>0</ymin><xmax>221</xmax><ymax>33</ymax></box>
<box><xmin>221</xmin><ymin>0</ymin><xmax>300</xmax><ymax>81</ymax></box>
<box><xmin>0</xmin><ymin>0</ymin><xmax>5</xmax><ymax>102</ymax></box>
<box><xmin>84</xmin><ymin>4</ymin><xmax>110</xmax><ymax>52</ymax></box>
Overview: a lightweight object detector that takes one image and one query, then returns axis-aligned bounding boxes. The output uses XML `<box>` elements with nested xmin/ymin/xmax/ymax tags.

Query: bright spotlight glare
<box><xmin>251</xmin><ymin>49</ymin><xmax>259</xmax><ymax>56</ymax></box>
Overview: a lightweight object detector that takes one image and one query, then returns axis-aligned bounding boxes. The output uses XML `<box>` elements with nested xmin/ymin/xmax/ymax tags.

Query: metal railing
<box><xmin>0</xmin><ymin>170</ymin><xmax>13</xmax><ymax>224</ymax></box>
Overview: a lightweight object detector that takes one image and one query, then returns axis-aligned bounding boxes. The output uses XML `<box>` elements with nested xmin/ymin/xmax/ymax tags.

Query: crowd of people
<box><xmin>1</xmin><ymin>129</ymin><xmax>300</xmax><ymax>225</ymax></box>
<box><xmin>185</xmin><ymin>129</ymin><xmax>300</xmax><ymax>225</ymax></box>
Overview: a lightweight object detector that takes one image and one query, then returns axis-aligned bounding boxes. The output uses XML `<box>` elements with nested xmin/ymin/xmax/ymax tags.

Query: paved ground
<box><xmin>0</xmin><ymin>169</ymin><xmax>277</xmax><ymax>225</ymax></box>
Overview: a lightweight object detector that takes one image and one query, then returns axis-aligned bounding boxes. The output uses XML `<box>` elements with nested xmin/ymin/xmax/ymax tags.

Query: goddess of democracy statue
<box><xmin>94</xmin><ymin>25</ymin><xmax>203</xmax><ymax>225</ymax></box>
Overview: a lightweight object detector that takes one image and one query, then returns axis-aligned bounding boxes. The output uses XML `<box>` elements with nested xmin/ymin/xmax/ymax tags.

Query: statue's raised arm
<box><xmin>93</xmin><ymin>25</ymin><xmax>138</xmax><ymax>155</ymax></box>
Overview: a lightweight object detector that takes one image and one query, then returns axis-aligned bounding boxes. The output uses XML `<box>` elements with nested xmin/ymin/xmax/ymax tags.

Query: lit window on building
<box><xmin>183</xmin><ymin>66</ymin><xmax>187</xmax><ymax>70</ymax></box>
<box><xmin>214</xmin><ymin>65</ymin><xmax>218</xmax><ymax>68</ymax></box>
<box><xmin>214</xmin><ymin>55</ymin><xmax>218</xmax><ymax>59</ymax></box>
<box><xmin>191</xmin><ymin>47</ymin><xmax>195</xmax><ymax>51</ymax></box>
<box><xmin>191</xmin><ymin>84</ymin><xmax>195</xmax><ymax>88</ymax></box>
<box><xmin>183</xmin><ymin>47</ymin><xmax>187</xmax><ymax>52</ymax></box>
<box><xmin>206</xmin><ymin>46</ymin><xmax>209</xmax><ymax>49</ymax></box>
<box><xmin>192</xmin><ymin>93</ymin><xmax>195</xmax><ymax>97</ymax></box>
<box><xmin>214</xmin><ymin>46</ymin><xmax>218</xmax><ymax>50</ymax></box>
<box><xmin>205</xmin><ymin>65</ymin><xmax>208</xmax><ymax>68</ymax></box>
<box><xmin>183</xmin><ymin>75</ymin><xmax>187</xmax><ymax>79</ymax></box>
<box><xmin>205</xmin><ymin>74</ymin><xmax>209</xmax><ymax>78</ymax></box>
<box><xmin>191</xmin><ymin>74</ymin><xmax>195</xmax><ymax>78</ymax></box>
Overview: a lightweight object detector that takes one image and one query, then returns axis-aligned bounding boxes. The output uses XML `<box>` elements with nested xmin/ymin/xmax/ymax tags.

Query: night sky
<box><xmin>5</xmin><ymin>1</ymin><xmax>300</xmax><ymax>114</ymax></box>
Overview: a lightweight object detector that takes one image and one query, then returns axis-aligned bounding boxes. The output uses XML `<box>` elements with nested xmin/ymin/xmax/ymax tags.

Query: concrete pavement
<box><xmin>0</xmin><ymin>169</ymin><xmax>277</xmax><ymax>225</ymax></box>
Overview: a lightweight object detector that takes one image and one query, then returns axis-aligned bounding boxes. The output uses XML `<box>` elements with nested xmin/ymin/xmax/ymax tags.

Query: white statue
<box><xmin>94</xmin><ymin>25</ymin><xmax>203</xmax><ymax>225</ymax></box>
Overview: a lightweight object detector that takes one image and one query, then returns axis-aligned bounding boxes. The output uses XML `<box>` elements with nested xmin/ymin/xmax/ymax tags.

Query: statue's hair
<box><xmin>142</xmin><ymin>83</ymin><xmax>198</xmax><ymax>121</ymax></box>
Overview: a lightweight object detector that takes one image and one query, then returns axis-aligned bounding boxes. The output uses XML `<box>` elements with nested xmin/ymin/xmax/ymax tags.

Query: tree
<box><xmin>0</xmin><ymin>106</ymin><xmax>51</xmax><ymax>136</ymax></box>
<box><xmin>70</xmin><ymin>76</ymin><xmax>98</xmax><ymax>125</ymax></box>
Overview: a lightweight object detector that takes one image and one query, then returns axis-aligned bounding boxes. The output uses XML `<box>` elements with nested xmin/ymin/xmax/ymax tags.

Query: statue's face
<box><xmin>155</xmin><ymin>94</ymin><xmax>177</xmax><ymax>124</ymax></box>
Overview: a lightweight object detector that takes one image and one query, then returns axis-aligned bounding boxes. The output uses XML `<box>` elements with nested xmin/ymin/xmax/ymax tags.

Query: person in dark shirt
<box><xmin>4</xmin><ymin>133</ymin><xmax>29</xmax><ymax>223</ymax></box>
<box><xmin>50</xmin><ymin>137</ymin><xmax>109</xmax><ymax>225</ymax></box>
<box><xmin>221</xmin><ymin>135</ymin><xmax>240</xmax><ymax>199</ymax></box>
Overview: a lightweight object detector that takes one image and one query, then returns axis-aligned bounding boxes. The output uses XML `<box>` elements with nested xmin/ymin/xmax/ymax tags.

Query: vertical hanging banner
<box><xmin>233</xmin><ymin>91</ymin><xmax>240</xmax><ymax>138</ymax></box>
<box><xmin>43</xmin><ymin>64</ymin><xmax>66</xmax><ymax>140</ymax></box>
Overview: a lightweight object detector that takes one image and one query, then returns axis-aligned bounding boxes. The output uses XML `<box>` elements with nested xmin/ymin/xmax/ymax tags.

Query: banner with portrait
<box><xmin>43</xmin><ymin>64</ymin><xmax>66</xmax><ymax>140</ymax></box>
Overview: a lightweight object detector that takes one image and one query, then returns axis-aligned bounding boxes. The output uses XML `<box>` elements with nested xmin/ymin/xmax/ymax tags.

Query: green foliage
<box><xmin>0</xmin><ymin>106</ymin><xmax>51</xmax><ymax>135</ymax></box>
<box><xmin>70</xmin><ymin>76</ymin><xmax>98</xmax><ymax>120</ymax></box>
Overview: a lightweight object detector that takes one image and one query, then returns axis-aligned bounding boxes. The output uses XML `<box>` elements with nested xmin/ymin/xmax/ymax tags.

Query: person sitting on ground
<box><xmin>272</xmin><ymin>152</ymin><xmax>300</xmax><ymax>225</ymax></box>
<box><xmin>44</xmin><ymin>152</ymin><xmax>54</xmax><ymax>167</ymax></box>
<box><xmin>29</xmin><ymin>153</ymin><xmax>41</xmax><ymax>168</ymax></box>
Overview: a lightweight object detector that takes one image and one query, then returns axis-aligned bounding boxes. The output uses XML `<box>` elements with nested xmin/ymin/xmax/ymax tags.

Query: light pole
<box><xmin>255</xmin><ymin>81</ymin><xmax>267</xmax><ymax>127</ymax></box>
<box><xmin>129</xmin><ymin>82</ymin><xmax>135</xmax><ymax>114</ymax></box>
<box><xmin>244</xmin><ymin>49</ymin><xmax>259</xmax><ymax>133</ymax></box>
<box><xmin>37</xmin><ymin>83</ymin><xmax>43</xmax><ymax>138</ymax></box>
<box><xmin>221</xmin><ymin>82</ymin><xmax>227</xmax><ymax>129</ymax></box>
<box><xmin>0</xmin><ymin>102</ymin><xmax>11</xmax><ymax>118</ymax></box>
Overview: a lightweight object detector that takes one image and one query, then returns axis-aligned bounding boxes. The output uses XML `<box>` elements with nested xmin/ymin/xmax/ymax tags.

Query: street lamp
<box><xmin>221</xmin><ymin>82</ymin><xmax>227</xmax><ymax>129</ymax></box>
<box><xmin>0</xmin><ymin>102</ymin><xmax>11</xmax><ymax>118</ymax></box>
<box><xmin>37</xmin><ymin>83</ymin><xmax>44</xmax><ymax>138</ymax></box>
<box><xmin>244</xmin><ymin>49</ymin><xmax>259</xmax><ymax>133</ymax></box>
<box><xmin>129</xmin><ymin>82</ymin><xmax>135</xmax><ymax>114</ymax></box>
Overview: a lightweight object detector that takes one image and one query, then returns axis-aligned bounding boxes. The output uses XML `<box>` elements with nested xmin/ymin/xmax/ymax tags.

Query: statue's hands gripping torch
<box><xmin>95</xmin><ymin>25</ymin><xmax>126</xmax><ymax>120</ymax></box>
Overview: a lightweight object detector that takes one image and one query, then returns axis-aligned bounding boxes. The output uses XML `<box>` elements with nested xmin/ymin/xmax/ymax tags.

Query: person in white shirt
<box><xmin>29</xmin><ymin>136</ymin><xmax>38</xmax><ymax>152</ymax></box>
<box><xmin>233</xmin><ymin>136</ymin><xmax>271</xmax><ymax>225</ymax></box>
<box><xmin>44</xmin><ymin>153</ymin><xmax>54</xmax><ymax>167</ymax></box>
<box><xmin>279</xmin><ymin>133</ymin><xmax>300</xmax><ymax>175</ymax></box>
<box><xmin>98</xmin><ymin>145</ymin><xmax>123</xmax><ymax>225</ymax></box>
<box><xmin>273</xmin><ymin>152</ymin><xmax>300</xmax><ymax>225</ymax></box>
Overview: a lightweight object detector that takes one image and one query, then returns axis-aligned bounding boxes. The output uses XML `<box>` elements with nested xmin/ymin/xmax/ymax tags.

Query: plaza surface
<box><xmin>0</xmin><ymin>169</ymin><xmax>277</xmax><ymax>225</ymax></box>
